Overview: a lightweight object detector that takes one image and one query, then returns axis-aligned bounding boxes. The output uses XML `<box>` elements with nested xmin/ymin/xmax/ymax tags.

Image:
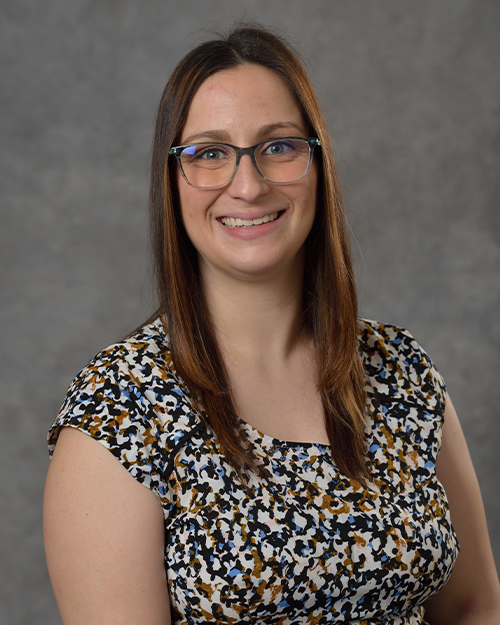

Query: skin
<box><xmin>422</xmin><ymin>398</ymin><xmax>500</xmax><ymax>622</ymax></box>
<box><xmin>177</xmin><ymin>65</ymin><xmax>318</xmax><ymax>285</ymax></box>
<box><xmin>176</xmin><ymin>65</ymin><xmax>324</xmax><ymax>443</ymax></box>
<box><xmin>44</xmin><ymin>64</ymin><xmax>500</xmax><ymax>623</ymax></box>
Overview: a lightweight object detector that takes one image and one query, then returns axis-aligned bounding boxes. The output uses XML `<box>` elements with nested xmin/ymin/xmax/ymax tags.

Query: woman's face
<box><xmin>176</xmin><ymin>64</ymin><xmax>318</xmax><ymax>283</ymax></box>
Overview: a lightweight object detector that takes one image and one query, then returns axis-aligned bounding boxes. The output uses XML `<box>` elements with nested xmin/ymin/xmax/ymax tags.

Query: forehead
<box><xmin>180</xmin><ymin>64</ymin><xmax>306</xmax><ymax>142</ymax></box>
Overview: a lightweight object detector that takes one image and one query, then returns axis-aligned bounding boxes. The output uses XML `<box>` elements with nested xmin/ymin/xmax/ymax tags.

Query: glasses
<box><xmin>170</xmin><ymin>137</ymin><xmax>320</xmax><ymax>189</ymax></box>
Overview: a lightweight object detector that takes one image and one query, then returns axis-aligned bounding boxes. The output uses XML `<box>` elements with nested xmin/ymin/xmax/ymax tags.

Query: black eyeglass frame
<box><xmin>169</xmin><ymin>137</ymin><xmax>321</xmax><ymax>189</ymax></box>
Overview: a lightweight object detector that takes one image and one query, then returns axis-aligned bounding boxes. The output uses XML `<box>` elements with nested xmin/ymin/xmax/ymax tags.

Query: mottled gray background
<box><xmin>1</xmin><ymin>1</ymin><xmax>498</xmax><ymax>623</ymax></box>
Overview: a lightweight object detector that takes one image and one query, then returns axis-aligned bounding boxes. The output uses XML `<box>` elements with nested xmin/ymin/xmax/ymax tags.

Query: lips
<box><xmin>220</xmin><ymin>212</ymin><xmax>280</xmax><ymax>228</ymax></box>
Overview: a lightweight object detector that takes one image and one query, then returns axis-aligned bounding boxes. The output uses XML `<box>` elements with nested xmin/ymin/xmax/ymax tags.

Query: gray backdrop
<box><xmin>1</xmin><ymin>1</ymin><xmax>499</xmax><ymax>623</ymax></box>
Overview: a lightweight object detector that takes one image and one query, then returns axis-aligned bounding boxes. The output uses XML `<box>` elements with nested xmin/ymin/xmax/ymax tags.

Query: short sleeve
<box><xmin>48</xmin><ymin>343</ymin><xmax>163</xmax><ymax>492</ymax></box>
<box><xmin>358</xmin><ymin>319</ymin><xmax>447</xmax><ymax>416</ymax></box>
<box><xmin>48</xmin><ymin>320</ymin><xmax>204</xmax><ymax>509</ymax></box>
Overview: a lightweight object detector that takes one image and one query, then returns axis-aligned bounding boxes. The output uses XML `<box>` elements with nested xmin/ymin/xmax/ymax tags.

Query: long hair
<box><xmin>149</xmin><ymin>24</ymin><xmax>369</xmax><ymax>482</ymax></box>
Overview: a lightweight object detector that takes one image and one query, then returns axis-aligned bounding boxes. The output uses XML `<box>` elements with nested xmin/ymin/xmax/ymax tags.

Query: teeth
<box><xmin>221</xmin><ymin>212</ymin><xmax>279</xmax><ymax>228</ymax></box>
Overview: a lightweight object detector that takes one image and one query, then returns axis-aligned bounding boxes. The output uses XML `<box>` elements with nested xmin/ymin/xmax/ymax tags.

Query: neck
<box><xmin>200</xmin><ymin>257</ymin><xmax>309</xmax><ymax>363</ymax></box>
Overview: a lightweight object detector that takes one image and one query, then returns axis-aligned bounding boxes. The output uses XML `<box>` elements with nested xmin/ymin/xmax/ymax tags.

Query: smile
<box><xmin>220</xmin><ymin>212</ymin><xmax>280</xmax><ymax>228</ymax></box>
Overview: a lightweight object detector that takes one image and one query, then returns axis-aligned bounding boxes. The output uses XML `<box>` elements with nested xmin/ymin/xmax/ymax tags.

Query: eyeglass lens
<box><xmin>179</xmin><ymin>138</ymin><xmax>312</xmax><ymax>188</ymax></box>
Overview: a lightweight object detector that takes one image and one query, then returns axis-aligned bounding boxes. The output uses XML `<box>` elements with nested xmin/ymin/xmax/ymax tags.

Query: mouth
<box><xmin>220</xmin><ymin>211</ymin><xmax>282</xmax><ymax>228</ymax></box>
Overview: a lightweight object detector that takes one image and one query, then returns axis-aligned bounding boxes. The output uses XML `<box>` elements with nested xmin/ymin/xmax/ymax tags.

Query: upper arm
<box><xmin>43</xmin><ymin>427</ymin><xmax>171</xmax><ymax>625</ymax></box>
<box><xmin>423</xmin><ymin>395</ymin><xmax>500</xmax><ymax>623</ymax></box>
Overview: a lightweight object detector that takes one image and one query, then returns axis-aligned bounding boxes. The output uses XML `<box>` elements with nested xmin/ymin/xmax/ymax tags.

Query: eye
<box><xmin>199</xmin><ymin>148</ymin><xmax>223</xmax><ymax>160</ymax></box>
<box><xmin>262</xmin><ymin>140</ymin><xmax>293</xmax><ymax>156</ymax></box>
<box><xmin>195</xmin><ymin>145</ymin><xmax>232</xmax><ymax>161</ymax></box>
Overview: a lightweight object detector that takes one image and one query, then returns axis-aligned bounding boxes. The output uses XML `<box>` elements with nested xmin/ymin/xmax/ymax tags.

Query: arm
<box><xmin>423</xmin><ymin>395</ymin><xmax>500</xmax><ymax>624</ymax></box>
<box><xmin>43</xmin><ymin>427</ymin><xmax>171</xmax><ymax>625</ymax></box>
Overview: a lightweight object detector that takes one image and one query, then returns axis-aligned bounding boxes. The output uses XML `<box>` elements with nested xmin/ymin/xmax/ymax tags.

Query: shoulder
<box><xmin>62</xmin><ymin>318</ymin><xmax>179</xmax><ymax>392</ymax></box>
<box><xmin>357</xmin><ymin>318</ymin><xmax>446</xmax><ymax>413</ymax></box>
<box><xmin>357</xmin><ymin>317</ymin><xmax>425</xmax><ymax>360</ymax></box>
<box><xmin>48</xmin><ymin>318</ymin><xmax>201</xmax><ymax>493</ymax></box>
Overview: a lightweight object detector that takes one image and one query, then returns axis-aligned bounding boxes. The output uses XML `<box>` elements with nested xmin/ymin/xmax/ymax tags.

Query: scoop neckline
<box><xmin>151</xmin><ymin>317</ymin><xmax>331</xmax><ymax>450</ymax></box>
<box><xmin>241</xmin><ymin>420</ymin><xmax>331</xmax><ymax>450</ymax></box>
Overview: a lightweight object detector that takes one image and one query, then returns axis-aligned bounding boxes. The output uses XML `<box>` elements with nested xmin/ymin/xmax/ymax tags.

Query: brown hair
<box><xmin>149</xmin><ymin>24</ymin><xmax>369</xmax><ymax>482</ymax></box>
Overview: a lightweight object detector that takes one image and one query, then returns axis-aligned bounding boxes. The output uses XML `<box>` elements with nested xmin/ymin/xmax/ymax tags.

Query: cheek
<box><xmin>179</xmin><ymin>202</ymin><xmax>200</xmax><ymax>245</ymax></box>
<box><xmin>299</xmin><ymin>176</ymin><xmax>318</xmax><ymax>219</ymax></box>
<box><xmin>176</xmin><ymin>179</ymin><xmax>220</xmax><ymax>245</ymax></box>
<box><xmin>176</xmin><ymin>174</ymin><xmax>200</xmax><ymax>227</ymax></box>
<box><xmin>298</xmin><ymin>175</ymin><xmax>318</xmax><ymax>239</ymax></box>
<box><xmin>308</xmin><ymin>177</ymin><xmax>318</xmax><ymax>207</ymax></box>
<box><xmin>176</xmin><ymin>171</ymin><xmax>190</xmax><ymax>225</ymax></box>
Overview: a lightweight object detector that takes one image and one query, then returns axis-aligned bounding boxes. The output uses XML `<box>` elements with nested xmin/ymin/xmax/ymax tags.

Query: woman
<box><xmin>44</xmin><ymin>25</ymin><xmax>500</xmax><ymax>624</ymax></box>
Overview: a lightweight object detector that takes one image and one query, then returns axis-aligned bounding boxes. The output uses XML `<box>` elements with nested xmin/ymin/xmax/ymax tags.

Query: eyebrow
<box><xmin>181</xmin><ymin>122</ymin><xmax>306</xmax><ymax>145</ymax></box>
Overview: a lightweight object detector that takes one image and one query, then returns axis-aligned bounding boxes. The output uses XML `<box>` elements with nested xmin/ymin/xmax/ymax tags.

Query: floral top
<box><xmin>48</xmin><ymin>318</ymin><xmax>459</xmax><ymax>624</ymax></box>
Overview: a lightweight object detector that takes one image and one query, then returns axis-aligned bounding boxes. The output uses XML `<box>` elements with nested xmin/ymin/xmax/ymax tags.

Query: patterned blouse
<box><xmin>48</xmin><ymin>318</ymin><xmax>459</xmax><ymax>624</ymax></box>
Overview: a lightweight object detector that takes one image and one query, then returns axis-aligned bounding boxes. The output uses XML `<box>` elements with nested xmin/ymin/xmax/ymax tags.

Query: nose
<box><xmin>226</xmin><ymin>153</ymin><xmax>271</xmax><ymax>201</ymax></box>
